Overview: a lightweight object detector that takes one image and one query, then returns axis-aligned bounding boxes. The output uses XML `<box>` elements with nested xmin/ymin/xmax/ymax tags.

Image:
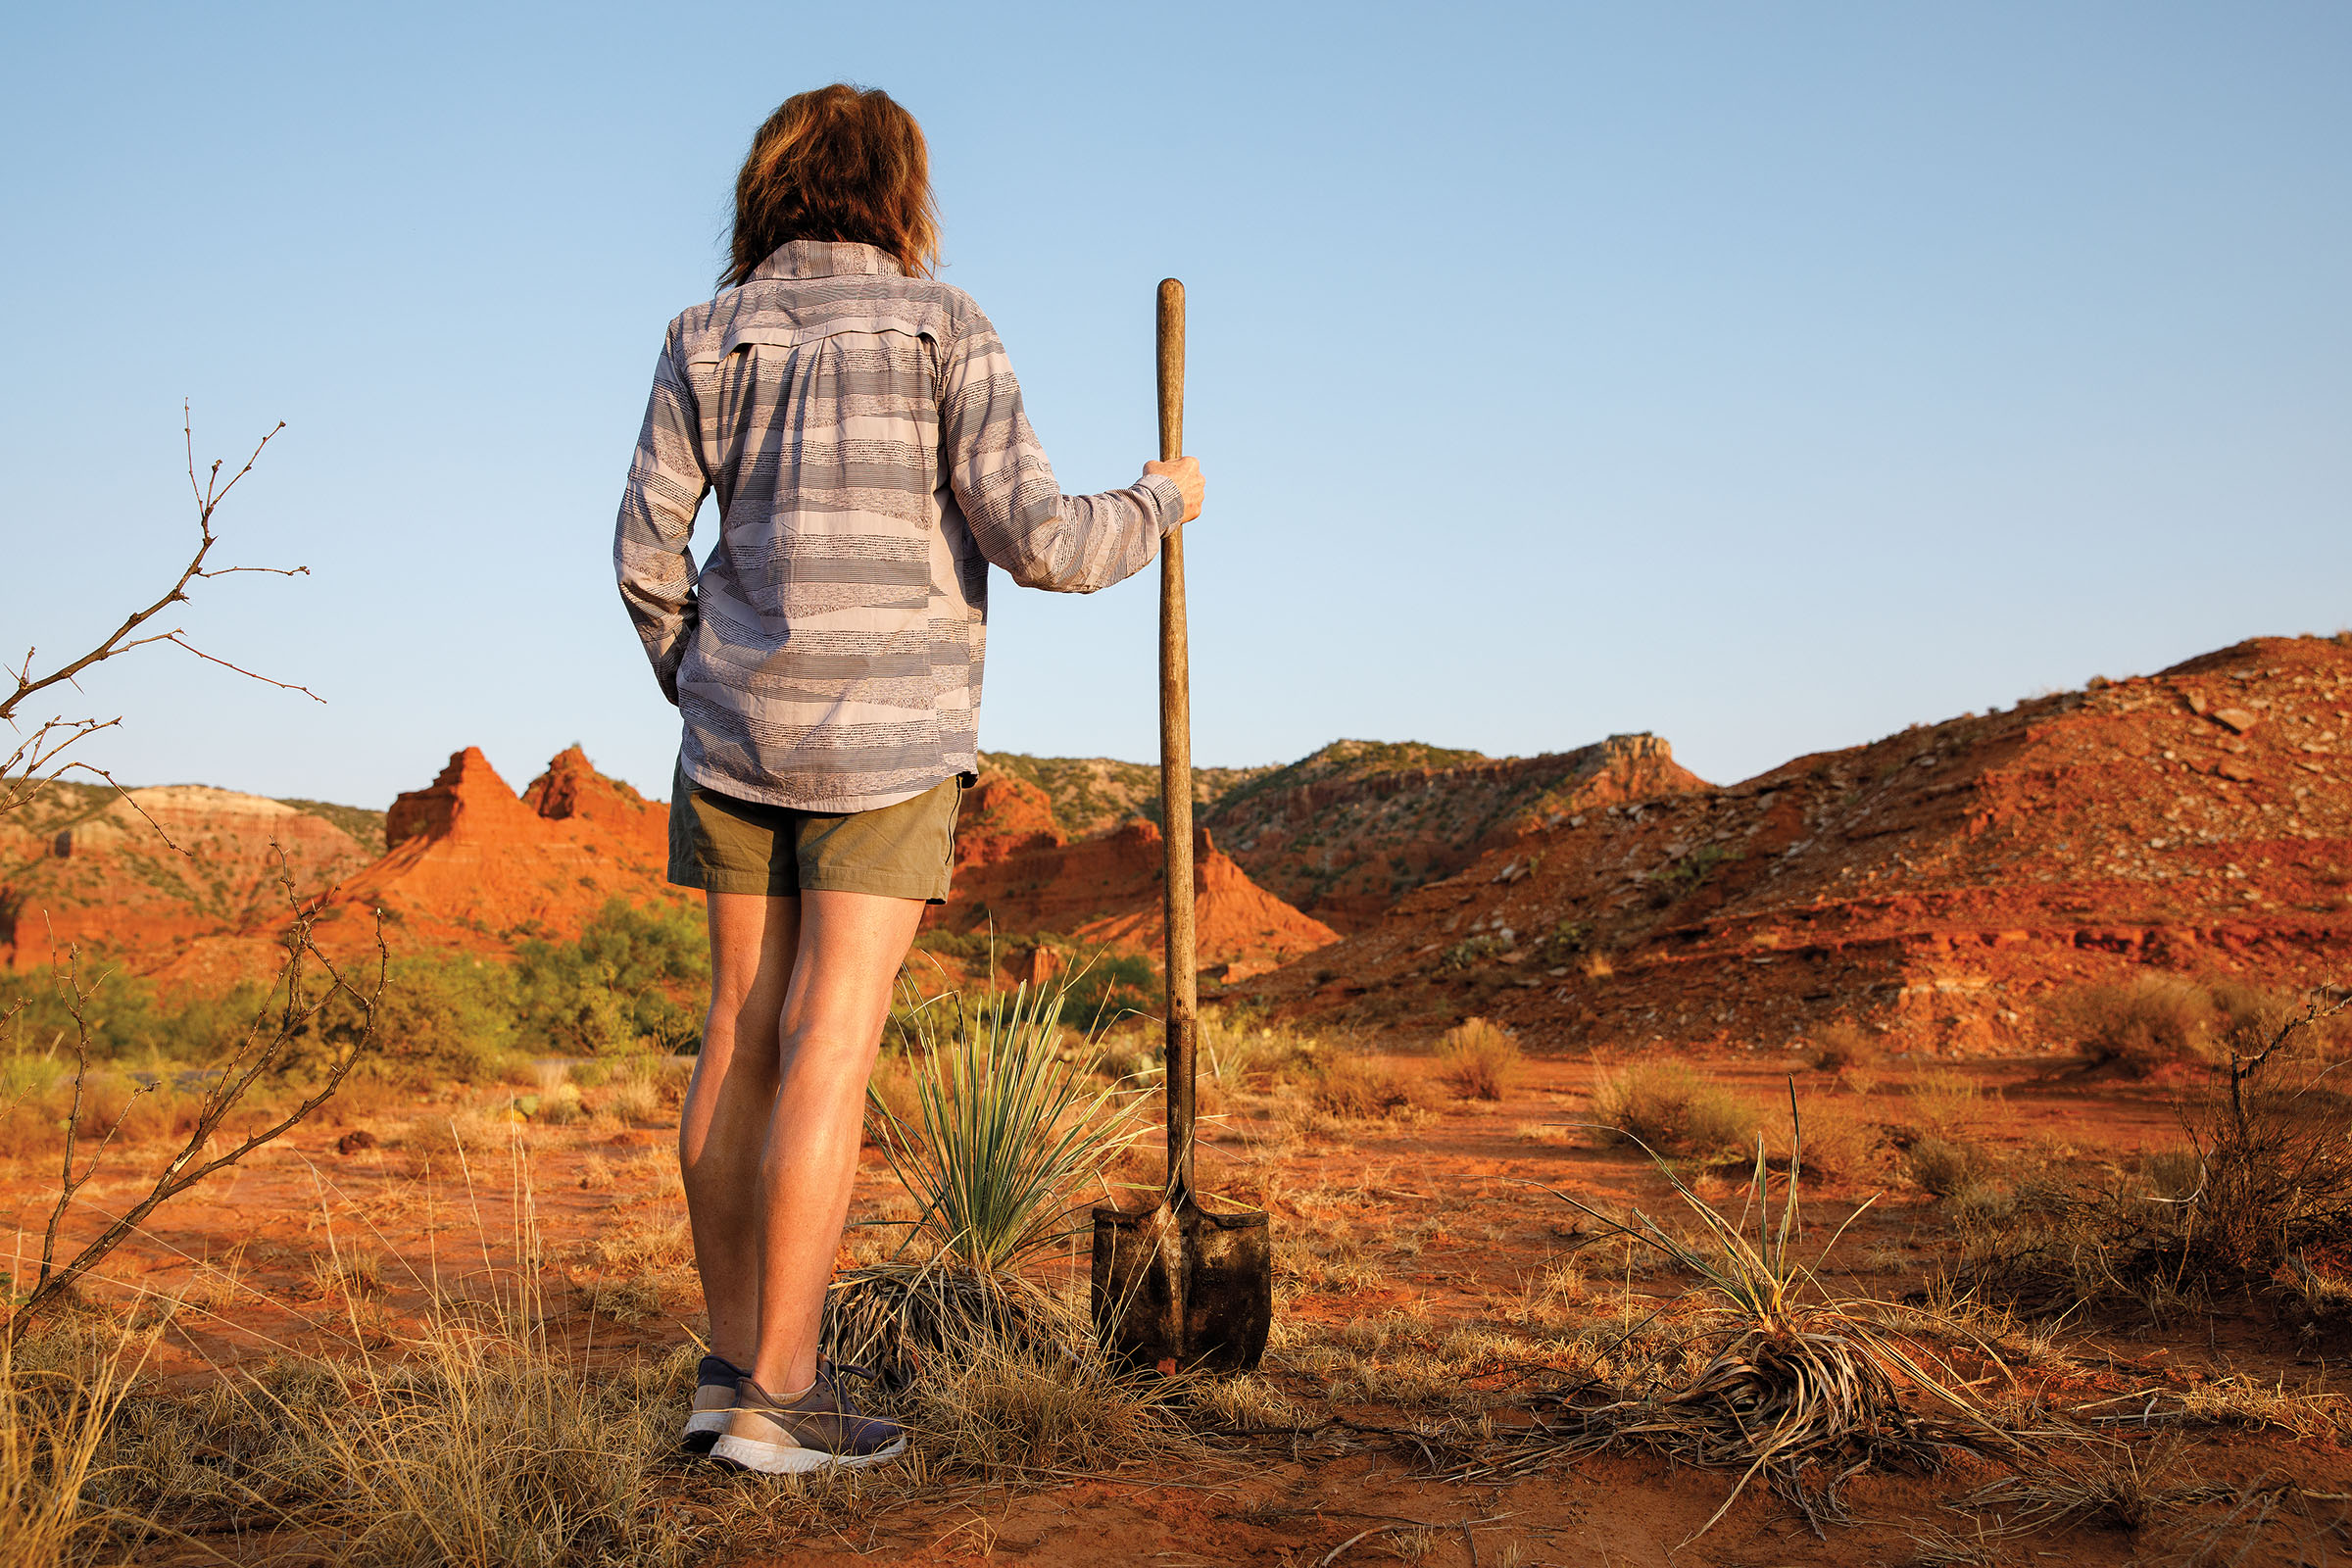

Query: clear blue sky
<box><xmin>3</xmin><ymin>3</ymin><xmax>2345</xmax><ymax>809</ymax></box>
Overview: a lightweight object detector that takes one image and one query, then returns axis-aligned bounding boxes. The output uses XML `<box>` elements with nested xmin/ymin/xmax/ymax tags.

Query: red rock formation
<box><xmin>520</xmin><ymin>745</ymin><xmax>670</xmax><ymax>865</ymax></box>
<box><xmin>328</xmin><ymin>747</ymin><xmax>681</xmax><ymax>956</ymax></box>
<box><xmin>929</xmin><ymin>789</ymin><xmax>1337</xmax><ymax>977</ymax></box>
<box><xmin>1204</xmin><ymin>734</ymin><xmax>1708</xmax><ymax>930</ymax></box>
<box><xmin>952</xmin><ymin>773</ymin><xmax>1063</xmax><ymax>872</ymax></box>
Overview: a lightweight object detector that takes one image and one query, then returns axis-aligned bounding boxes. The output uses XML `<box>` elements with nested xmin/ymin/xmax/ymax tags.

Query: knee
<box><xmin>778</xmin><ymin>1023</ymin><xmax>881</xmax><ymax>1078</ymax></box>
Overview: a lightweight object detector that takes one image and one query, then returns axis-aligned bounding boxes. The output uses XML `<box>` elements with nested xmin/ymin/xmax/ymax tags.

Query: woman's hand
<box><xmin>1146</xmin><ymin>457</ymin><xmax>1204</xmax><ymax>523</ymax></box>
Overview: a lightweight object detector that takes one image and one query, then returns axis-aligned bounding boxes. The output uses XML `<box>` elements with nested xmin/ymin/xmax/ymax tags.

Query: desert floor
<box><xmin>6</xmin><ymin>1042</ymin><xmax>2345</xmax><ymax>1567</ymax></box>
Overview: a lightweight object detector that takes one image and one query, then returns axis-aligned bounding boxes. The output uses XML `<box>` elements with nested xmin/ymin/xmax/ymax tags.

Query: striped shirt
<box><xmin>614</xmin><ymin>240</ymin><xmax>1181</xmax><ymax>812</ymax></box>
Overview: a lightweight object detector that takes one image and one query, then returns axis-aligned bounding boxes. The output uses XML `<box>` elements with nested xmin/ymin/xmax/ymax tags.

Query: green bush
<box><xmin>3</xmin><ymin>966</ymin><xmax>266</xmax><ymax>1064</ymax></box>
<box><xmin>272</xmin><ymin>952</ymin><xmax>514</xmax><ymax>1084</ymax></box>
<box><xmin>1056</xmin><ymin>953</ymin><xmax>1157</xmax><ymax>1034</ymax></box>
<box><xmin>514</xmin><ymin>898</ymin><xmax>707</xmax><ymax>1055</ymax></box>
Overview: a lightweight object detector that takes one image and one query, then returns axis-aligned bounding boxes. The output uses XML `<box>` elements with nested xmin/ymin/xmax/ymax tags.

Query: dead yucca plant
<box><xmin>828</xmin><ymin>978</ymin><xmax>1145</xmax><ymax>1382</ymax></box>
<box><xmin>1505</xmin><ymin>1092</ymin><xmax>2020</xmax><ymax>1540</ymax></box>
<box><xmin>1436</xmin><ymin>1017</ymin><xmax>1522</xmax><ymax>1101</ymax></box>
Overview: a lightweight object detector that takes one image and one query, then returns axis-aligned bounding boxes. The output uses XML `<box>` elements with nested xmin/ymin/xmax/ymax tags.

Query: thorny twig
<box><xmin>1</xmin><ymin>404</ymin><xmax>316</xmax><ymax>830</ymax></box>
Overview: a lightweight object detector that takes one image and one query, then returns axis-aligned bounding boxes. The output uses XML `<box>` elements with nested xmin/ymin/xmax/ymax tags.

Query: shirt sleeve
<box><xmin>613</xmin><ymin>325</ymin><xmax>711</xmax><ymax>705</ymax></box>
<box><xmin>938</xmin><ymin>310</ymin><xmax>1181</xmax><ymax>594</ymax></box>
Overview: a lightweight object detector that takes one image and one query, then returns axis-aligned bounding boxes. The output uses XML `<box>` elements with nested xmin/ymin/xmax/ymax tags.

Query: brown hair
<box><xmin>726</xmin><ymin>84</ymin><xmax>940</xmax><ymax>287</ymax></box>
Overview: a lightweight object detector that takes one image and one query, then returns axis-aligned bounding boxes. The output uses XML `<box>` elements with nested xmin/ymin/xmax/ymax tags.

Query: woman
<box><xmin>613</xmin><ymin>83</ymin><xmax>1203</xmax><ymax>1476</ymax></box>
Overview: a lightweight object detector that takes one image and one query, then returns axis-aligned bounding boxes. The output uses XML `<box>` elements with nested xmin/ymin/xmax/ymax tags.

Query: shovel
<box><xmin>1090</xmin><ymin>278</ymin><xmax>1273</xmax><ymax>1375</ymax></box>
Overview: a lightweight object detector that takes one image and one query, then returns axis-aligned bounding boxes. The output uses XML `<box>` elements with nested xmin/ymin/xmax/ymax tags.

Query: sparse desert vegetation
<box><xmin>0</xmin><ymin>970</ymin><xmax>2342</xmax><ymax>1564</ymax></box>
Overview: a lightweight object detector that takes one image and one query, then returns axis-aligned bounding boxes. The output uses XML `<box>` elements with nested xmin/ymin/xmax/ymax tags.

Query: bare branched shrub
<box><xmin>1953</xmin><ymin>987</ymin><xmax>2352</xmax><ymax>1326</ymax></box>
<box><xmin>8</xmin><ymin>883</ymin><xmax>384</xmax><ymax>1340</ymax></box>
<box><xmin>1436</xmin><ymin>1016</ymin><xmax>1522</xmax><ymax>1101</ymax></box>
<box><xmin>1</xmin><ymin>408</ymin><xmax>318</xmax><ymax>823</ymax></box>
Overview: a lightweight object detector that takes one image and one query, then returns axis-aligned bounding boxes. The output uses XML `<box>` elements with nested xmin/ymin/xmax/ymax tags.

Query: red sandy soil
<box><xmin>1247</xmin><ymin>635</ymin><xmax>2352</xmax><ymax>1056</ymax></box>
<box><xmin>9</xmin><ymin>1049</ymin><xmax>2343</xmax><ymax>1565</ymax></box>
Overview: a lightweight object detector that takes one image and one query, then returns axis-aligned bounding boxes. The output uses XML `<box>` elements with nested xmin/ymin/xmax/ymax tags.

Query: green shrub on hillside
<box><xmin>313</xmin><ymin>953</ymin><xmax>515</xmax><ymax>1082</ymax></box>
<box><xmin>514</xmin><ymin>898</ymin><xmax>707</xmax><ymax>1055</ymax></box>
<box><xmin>1058</xmin><ymin>953</ymin><xmax>1157</xmax><ymax>1033</ymax></box>
<box><xmin>3</xmin><ymin>966</ymin><xmax>263</xmax><ymax>1064</ymax></box>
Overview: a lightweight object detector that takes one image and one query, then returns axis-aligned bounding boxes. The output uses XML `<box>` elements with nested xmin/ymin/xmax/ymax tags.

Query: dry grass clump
<box><xmin>1435</xmin><ymin>1017</ymin><xmax>1522</xmax><ymax>1101</ymax></box>
<box><xmin>2061</xmin><ymin>976</ymin><xmax>2219</xmax><ymax>1075</ymax></box>
<box><xmin>0</xmin><ymin>1324</ymin><xmax>146</xmax><ymax>1565</ymax></box>
<box><xmin>1773</xmin><ymin>1102</ymin><xmax>1886</xmax><ymax>1182</ymax></box>
<box><xmin>1811</xmin><ymin>1018</ymin><xmax>1879</xmax><ymax>1072</ymax></box>
<box><xmin>901</xmin><ymin>1319</ymin><xmax>1205</xmax><ymax>1481</ymax></box>
<box><xmin>602</xmin><ymin>1054</ymin><xmax>687</xmax><ymax>1128</ymax></box>
<box><xmin>100</xmin><ymin>1312</ymin><xmax>744</xmax><ymax>1567</ymax></box>
<box><xmin>1591</xmin><ymin>1061</ymin><xmax>1758</xmax><ymax>1160</ymax></box>
<box><xmin>1908</xmin><ymin>1137</ymin><xmax>1993</xmax><ymax>1199</ymax></box>
<box><xmin>1308</xmin><ymin>1052</ymin><xmax>1427</xmax><ymax>1121</ymax></box>
<box><xmin>2057</xmin><ymin>977</ymin><xmax>2313</xmax><ymax>1079</ymax></box>
<box><xmin>1904</xmin><ymin>1069</ymin><xmax>1992</xmax><ymax>1134</ymax></box>
<box><xmin>1198</xmin><ymin>1009</ymin><xmax>1320</xmax><ymax>1093</ymax></box>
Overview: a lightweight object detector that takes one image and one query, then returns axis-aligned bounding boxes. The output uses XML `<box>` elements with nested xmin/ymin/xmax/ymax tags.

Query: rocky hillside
<box><xmin>1</xmin><ymin>781</ymin><xmax>384</xmax><ymax>968</ymax></box>
<box><xmin>1203</xmin><ymin>734</ymin><xmax>1708</xmax><ymax>930</ymax></box>
<box><xmin>975</xmin><ymin>752</ymin><xmax>1276</xmax><ymax>839</ymax></box>
<box><xmin>1241</xmin><ymin>636</ymin><xmax>2352</xmax><ymax>1057</ymax></box>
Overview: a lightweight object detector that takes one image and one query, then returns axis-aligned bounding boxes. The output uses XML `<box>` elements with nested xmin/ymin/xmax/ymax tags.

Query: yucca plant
<box><xmin>826</xmin><ymin>977</ymin><xmax>1147</xmax><ymax>1383</ymax></box>
<box><xmin>1505</xmin><ymin>1087</ymin><xmax>2025</xmax><ymax>1540</ymax></box>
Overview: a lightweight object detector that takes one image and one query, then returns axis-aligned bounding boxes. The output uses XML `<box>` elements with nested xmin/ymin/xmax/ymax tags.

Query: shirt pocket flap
<box><xmin>691</xmin><ymin>316</ymin><xmax>937</xmax><ymax>366</ymax></box>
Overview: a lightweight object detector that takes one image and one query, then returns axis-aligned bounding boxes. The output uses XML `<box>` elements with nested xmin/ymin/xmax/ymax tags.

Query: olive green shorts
<box><xmin>666</xmin><ymin>761</ymin><xmax>962</xmax><ymax>903</ymax></box>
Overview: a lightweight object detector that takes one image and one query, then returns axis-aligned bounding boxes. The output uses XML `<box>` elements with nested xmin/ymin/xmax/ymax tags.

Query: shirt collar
<box><xmin>750</xmin><ymin>240</ymin><xmax>904</xmax><ymax>281</ymax></box>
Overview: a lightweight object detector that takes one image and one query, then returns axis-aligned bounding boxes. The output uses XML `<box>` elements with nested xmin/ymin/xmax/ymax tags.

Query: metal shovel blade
<box><xmin>1091</xmin><ymin>1195</ymin><xmax>1271</xmax><ymax>1373</ymax></box>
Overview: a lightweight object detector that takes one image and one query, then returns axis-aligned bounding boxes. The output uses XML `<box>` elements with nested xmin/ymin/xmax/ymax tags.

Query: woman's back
<box><xmin>615</xmin><ymin>239</ymin><xmax>1182</xmax><ymax>813</ymax></box>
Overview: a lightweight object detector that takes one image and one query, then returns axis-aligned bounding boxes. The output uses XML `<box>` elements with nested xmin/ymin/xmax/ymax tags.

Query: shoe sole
<box><xmin>709</xmin><ymin>1432</ymin><xmax>909</xmax><ymax>1475</ymax></box>
<box><xmin>680</xmin><ymin>1409</ymin><xmax>732</xmax><ymax>1455</ymax></box>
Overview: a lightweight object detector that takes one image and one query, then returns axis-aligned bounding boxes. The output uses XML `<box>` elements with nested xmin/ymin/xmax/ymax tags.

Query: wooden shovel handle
<box><xmin>1156</xmin><ymin>278</ymin><xmax>1198</xmax><ymax>1199</ymax></box>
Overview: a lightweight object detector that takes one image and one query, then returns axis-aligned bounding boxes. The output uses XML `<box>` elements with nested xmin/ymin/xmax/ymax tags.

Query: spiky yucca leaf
<box><xmin>870</xmin><ymin>980</ymin><xmax>1146</xmax><ymax>1273</ymax></box>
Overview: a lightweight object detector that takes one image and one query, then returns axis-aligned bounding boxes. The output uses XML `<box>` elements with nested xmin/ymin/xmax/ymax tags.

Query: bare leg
<box><xmin>679</xmin><ymin>891</ymin><xmax>801</xmax><ymax>1368</ymax></box>
<box><xmin>747</xmin><ymin>889</ymin><xmax>923</xmax><ymax>1395</ymax></box>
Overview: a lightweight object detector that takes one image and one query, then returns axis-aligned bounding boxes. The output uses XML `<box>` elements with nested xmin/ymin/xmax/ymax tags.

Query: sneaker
<box><xmin>681</xmin><ymin>1354</ymin><xmax>744</xmax><ymax>1454</ymax></box>
<box><xmin>709</xmin><ymin>1365</ymin><xmax>908</xmax><ymax>1475</ymax></box>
